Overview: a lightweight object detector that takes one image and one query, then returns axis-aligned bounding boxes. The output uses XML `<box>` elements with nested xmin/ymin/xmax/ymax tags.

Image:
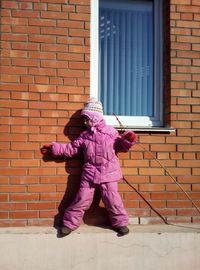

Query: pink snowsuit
<box><xmin>52</xmin><ymin>119</ymin><xmax>136</xmax><ymax>230</ymax></box>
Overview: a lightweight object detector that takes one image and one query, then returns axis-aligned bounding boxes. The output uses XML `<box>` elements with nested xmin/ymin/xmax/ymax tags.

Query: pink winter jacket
<box><xmin>52</xmin><ymin>120</ymin><xmax>136</xmax><ymax>184</ymax></box>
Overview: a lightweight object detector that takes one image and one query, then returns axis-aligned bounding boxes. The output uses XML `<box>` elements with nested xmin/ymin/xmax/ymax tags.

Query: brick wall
<box><xmin>0</xmin><ymin>0</ymin><xmax>199</xmax><ymax>227</ymax></box>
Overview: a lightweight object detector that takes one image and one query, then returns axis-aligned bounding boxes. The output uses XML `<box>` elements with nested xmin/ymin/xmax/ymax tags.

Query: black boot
<box><xmin>61</xmin><ymin>226</ymin><xmax>72</xmax><ymax>236</ymax></box>
<box><xmin>115</xmin><ymin>226</ymin><xmax>129</xmax><ymax>236</ymax></box>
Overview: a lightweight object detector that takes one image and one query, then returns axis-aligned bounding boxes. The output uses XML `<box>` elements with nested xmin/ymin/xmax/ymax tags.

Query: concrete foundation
<box><xmin>0</xmin><ymin>224</ymin><xmax>200</xmax><ymax>270</ymax></box>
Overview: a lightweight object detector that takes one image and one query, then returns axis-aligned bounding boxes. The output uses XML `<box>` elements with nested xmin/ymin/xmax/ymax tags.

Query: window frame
<box><xmin>90</xmin><ymin>0</ymin><xmax>164</xmax><ymax>129</ymax></box>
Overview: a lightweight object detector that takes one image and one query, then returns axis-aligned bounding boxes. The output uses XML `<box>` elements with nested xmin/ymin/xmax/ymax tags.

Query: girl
<box><xmin>41</xmin><ymin>98</ymin><xmax>137</xmax><ymax>236</ymax></box>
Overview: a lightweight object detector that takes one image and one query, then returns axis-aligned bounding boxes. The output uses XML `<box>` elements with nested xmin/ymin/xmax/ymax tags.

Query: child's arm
<box><xmin>41</xmin><ymin>136</ymin><xmax>84</xmax><ymax>158</ymax></box>
<box><xmin>114</xmin><ymin>130</ymin><xmax>137</xmax><ymax>153</ymax></box>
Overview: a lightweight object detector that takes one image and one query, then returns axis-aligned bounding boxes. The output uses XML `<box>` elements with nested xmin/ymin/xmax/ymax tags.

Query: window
<box><xmin>90</xmin><ymin>0</ymin><xmax>164</xmax><ymax>128</ymax></box>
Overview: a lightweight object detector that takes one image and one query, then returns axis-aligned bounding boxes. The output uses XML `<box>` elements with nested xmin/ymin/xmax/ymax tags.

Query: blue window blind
<box><xmin>99</xmin><ymin>0</ymin><xmax>154</xmax><ymax>117</ymax></box>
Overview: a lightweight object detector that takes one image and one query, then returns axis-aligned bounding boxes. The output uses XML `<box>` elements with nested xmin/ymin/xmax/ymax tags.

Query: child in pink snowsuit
<box><xmin>41</xmin><ymin>98</ymin><xmax>137</xmax><ymax>236</ymax></box>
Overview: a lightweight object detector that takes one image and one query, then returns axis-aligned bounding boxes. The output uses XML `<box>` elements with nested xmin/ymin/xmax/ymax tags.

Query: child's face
<box><xmin>83</xmin><ymin>116</ymin><xmax>93</xmax><ymax>129</ymax></box>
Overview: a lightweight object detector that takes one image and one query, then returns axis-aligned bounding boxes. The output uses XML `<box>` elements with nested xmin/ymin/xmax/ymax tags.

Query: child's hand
<box><xmin>40</xmin><ymin>144</ymin><xmax>52</xmax><ymax>155</ymax></box>
<box><xmin>124</xmin><ymin>132</ymin><xmax>137</xmax><ymax>143</ymax></box>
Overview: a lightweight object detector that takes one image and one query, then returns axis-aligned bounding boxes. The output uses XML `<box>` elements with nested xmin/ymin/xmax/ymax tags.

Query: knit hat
<box><xmin>81</xmin><ymin>97</ymin><xmax>104</xmax><ymax>124</ymax></box>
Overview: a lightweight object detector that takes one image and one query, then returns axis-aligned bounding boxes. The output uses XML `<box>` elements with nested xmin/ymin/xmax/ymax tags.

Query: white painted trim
<box><xmin>104</xmin><ymin>115</ymin><xmax>153</xmax><ymax>127</ymax></box>
<box><xmin>90</xmin><ymin>0</ymin><xmax>99</xmax><ymax>99</ymax></box>
<box><xmin>90</xmin><ymin>0</ymin><xmax>164</xmax><ymax>128</ymax></box>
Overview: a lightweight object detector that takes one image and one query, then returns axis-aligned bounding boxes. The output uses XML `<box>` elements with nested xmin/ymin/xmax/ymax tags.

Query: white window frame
<box><xmin>90</xmin><ymin>0</ymin><xmax>164</xmax><ymax>129</ymax></box>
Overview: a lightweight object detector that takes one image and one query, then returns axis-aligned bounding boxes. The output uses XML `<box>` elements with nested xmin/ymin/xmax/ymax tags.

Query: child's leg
<box><xmin>63</xmin><ymin>181</ymin><xmax>96</xmax><ymax>230</ymax></box>
<box><xmin>100</xmin><ymin>182</ymin><xmax>129</xmax><ymax>228</ymax></box>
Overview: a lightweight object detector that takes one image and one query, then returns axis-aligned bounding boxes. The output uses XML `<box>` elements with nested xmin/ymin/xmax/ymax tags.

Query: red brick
<box><xmin>9</xmin><ymin>211</ymin><xmax>38</xmax><ymax>219</ymax></box>
<box><xmin>0</xmin><ymin>203</ymin><xmax>27</xmax><ymax>211</ymax></box>
<box><xmin>29</xmin><ymin>35</ymin><xmax>56</xmax><ymax>44</ymax></box>
<box><xmin>192</xmin><ymin>0</ymin><xmax>200</xmax><ymax>5</ymax></box>
<box><xmin>0</xmin><ymin>133</ymin><xmax>27</xmax><ymax>142</ymax></box>
<box><xmin>177</xmin><ymin>160</ymin><xmax>200</xmax><ymax>167</ymax></box>
<box><xmin>40</xmin><ymin>193</ymin><xmax>64</xmax><ymax>201</ymax></box>
<box><xmin>0</xmin><ymin>176</ymin><xmax>9</xmax><ymax>184</ymax></box>
<box><xmin>1</xmin><ymin>1</ymin><xmax>18</xmax><ymax>9</ymax></box>
<box><xmin>68</xmin><ymin>45</ymin><xmax>90</xmax><ymax>53</ymax></box>
<box><xmin>42</xmin><ymin>25</ymin><xmax>68</xmax><ymax>35</ymax></box>
<box><xmin>57</xmin><ymin>85</ymin><xmax>84</xmax><ymax>94</ymax></box>
<box><xmin>41</xmin><ymin>11</ymin><xmax>68</xmax><ymax>19</ymax></box>
<box><xmin>0</xmin><ymin>142</ymin><xmax>10</xmax><ymax>150</ymax></box>
<box><xmin>28</xmin><ymin>202</ymin><xmax>55</xmax><ymax>210</ymax></box>
<box><xmin>12</xmin><ymin>10</ymin><xmax>40</xmax><ymax>18</ymax></box>
<box><xmin>0</xmin><ymin>108</ymin><xmax>10</xmax><ymax>116</ymax></box>
<box><xmin>177</xmin><ymin>175</ymin><xmax>200</xmax><ymax>183</ymax></box>
<box><xmin>39</xmin><ymin>210</ymin><xmax>57</xmax><ymax>218</ymax></box>
<box><xmin>69</xmin><ymin>13</ymin><xmax>90</xmax><ymax>21</ymax></box>
<box><xmin>57</xmin><ymin>20</ymin><xmax>84</xmax><ymax>29</ymax></box>
<box><xmin>140</xmin><ymin>200</ymin><xmax>166</xmax><ymax>208</ymax></box>
<box><xmin>11</xmin><ymin>159</ymin><xmax>40</xmax><ymax>167</ymax></box>
<box><xmin>171</xmin><ymin>42</ymin><xmax>191</xmax><ymax>50</ymax></box>
<box><xmin>29</xmin><ymin>18</ymin><xmax>56</xmax><ymax>27</ymax></box>
<box><xmin>11</xmin><ymin>126</ymin><xmax>39</xmax><ymax>134</ymax></box>
<box><xmin>178</xmin><ymin>129</ymin><xmax>200</xmax><ymax>136</ymax></box>
<box><xmin>166</xmin><ymin>136</ymin><xmax>191</xmax><ymax>144</ymax></box>
<box><xmin>2</xmin><ymin>17</ymin><xmax>28</xmax><ymax>26</ymax></box>
<box><xmin>40</xmin><ymin>176</ymin><xmax>67</xmax><ymax>184</ymax></box>
<box><xmin>183</xmin><ymin>153</ymin><xmax>196</xmax><ymax>159</ymax></box>
<box><xmin>177</xmin><ymin>5</ymin><xmax>200</xmax><ymax>13</ymax></box>
<box><xmin>29</xmin><ymin>101</ymin><xmax>56</xmax><ymax>110</ymax></box>
<box><xmin>0</xmin><ymin>220</ymin><xmax>27</xmax><ymax>227</ymax></box>
<box><xmin>138</xmin><ymin>168</ymin><xmax>164</xmax><ymax>176</ymax></box>
<box><xmin>181</xmin><ymin>13</ymin><xmax>193</xmax><ymax>21</ymax></box>
<box><xmin>171</xmin><ymin>58</ymin><xmax>191</xmax><ymax>65</ymax></box>
<box><xmin>41</xmin><ymin>0</ymin><xmax>67</xmax><ymax>3</ymax></box>
<box><xmin>0</xmin><ymin>185</ymin><xmax>26</xmax><ymax>192</ymax></box>
<box><xmin>12</xmin><ymin>42</ymin><xmax>40</xmax><ymax>51</ymax></box>
<box><xmin>192</xmin><ymin>44</ymin><xmax>200</xmax><ymax>51</ymax></box>
<box><xmin>11</xmin><ymin>142</ymin><xmax>39</xmax><ymax>151</ymax></box>
<box><xmin>193</xmin><ymin>168</ymin><xmax>200</xmax><ymax>175</ymax></box>
<box><xmin>1</xmin><ymin>74</ymin><xmax>19</xmax><ymax>83</ymax></box>
<box><xmin>151</xmin><ymin>144</ymin><xmax>176</xmax><ymax>152</ymax></box>
<box><xmin>10</xmin><ymin>193</ymin><xmax>39</xmax><ymax>201</ymax></box>
<box><xmin>124</xmin><ymin>201</ymin><xmax>139</xmax><ymax>208</ymax></box>
<box><xmin>177</xmin><ymin>113</ymin><xmax>199</xmax><ymax>120</ymax></box>
<box><xmin>41</xmin><ymin>43</ymin><xmax>68</xmax><ymax>53</ymax></box>
<box><xmin>69</xmin><ymin>0</ymin><xmax>90</xmax><ymax>4</ymax></box>
<box><xmin>10</xmin><ymin>176</ymin><xmax>39</xmax><ymax>185</ymax></box>
<box><xmin>139</xmin><ymin>136</ymin><xmax>165</xmax><ymax>144</ymax></box>
<box><xmin>171</xmin><ymin>73</ymin><xmax>192</xmax><ymax>81</ymax></box>
<box><xmin>178</xmin><ymin>144</ymin><xmax>200</xmax><ymax>152</ymax></box>
<box><xmin>167</xmin><ymin>201</ymin><xmax>192</xmax><ymax>208</ymax></box>
<box><xmin>0</xmin><ymin>194</ymin><xmax>9</xmax><ymax>202</ymax></box>
<box><xmin>47</xmin><ymin>4</ymin><xmax>61</xmax><ymax>11</ymax></box>
<box><xmin>177</xmin><ymin>209</ymin><xmax>199</xmax><ymax>216</ymax></box>
<box><xmin>150</xmin><ymin>176</ymin><xmax>173</xmax><ymax>184</ymax></box>
<box><xmin>123</xmin><ymin>159</ymin><xmax>149</xmax><ymax>167</ymax></box>
<box><xmin>151</xmin><ymin>192</ymin><xmax>177</xmax><ymax>200</ymax></box>
<box><xmin>28</xmin><ymin>185</ymin><xmax>56</xmax><ymax>193</ymax></box>
<box><xmin>139</xmin><ymin>184</ymin><xmax>165</xmax><ymax>192</ymax></box>
<box><xmin>171</xmin><ymin>0</ymin><xmax>191</xmax><ymax>4</ymax></box>
<box><xmin>18</xmin><ymin>2</ymin><xmax>33</xmax><ymax>9</ymax></box>
<box><xmin>12</xmin><ymin>25</ymin><xmax>40</xmax><ymax>34</ymax></box>
<box><xmin>76</xmin><ymin>6</ymin><xmax>90</xmax><ymax>13</ymax></box>
<box><xmin>0</xmin><ymin>212</ymin><xmax>9</xmax><ymax>219</ymax></box>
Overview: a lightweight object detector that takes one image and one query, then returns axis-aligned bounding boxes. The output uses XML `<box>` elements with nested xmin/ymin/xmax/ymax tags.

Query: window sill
<box><xmin>115</xmin><ymin>126</ymin><xmax>175</xmax><ymax>133</ymax></box>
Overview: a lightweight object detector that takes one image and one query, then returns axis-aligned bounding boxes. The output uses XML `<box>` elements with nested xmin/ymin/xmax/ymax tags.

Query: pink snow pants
<box><xmin>63</xmin><ymin>181</ymin><xmax>129</xmax><ymax>230</ymax></box>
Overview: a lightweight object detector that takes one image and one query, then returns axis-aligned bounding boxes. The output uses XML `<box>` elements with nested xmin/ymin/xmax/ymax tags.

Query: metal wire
<box><xmin>113</xmin><ymin>113</ymin><xmax>200</xmax><ymax>217</ymax></box>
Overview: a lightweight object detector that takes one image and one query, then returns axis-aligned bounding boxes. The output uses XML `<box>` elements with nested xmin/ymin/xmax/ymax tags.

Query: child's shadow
<box><xmin>42</xmin><ymin>110</ymin><xmax>109</xmax><ymax>235</ymax></box>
